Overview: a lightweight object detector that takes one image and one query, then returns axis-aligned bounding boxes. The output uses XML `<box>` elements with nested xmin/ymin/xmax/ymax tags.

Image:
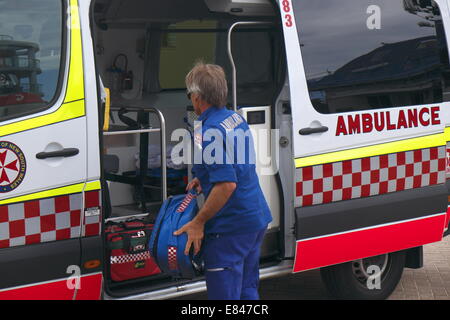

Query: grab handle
<box><xmin>299</xmin><ymin>126</ymin><xmax>329</xmax><ymax>136</ymax></box>
<box><xmin>36</xmin><ymin>148</ymin><xmax>79</xmax><ymax>159</ymax></box>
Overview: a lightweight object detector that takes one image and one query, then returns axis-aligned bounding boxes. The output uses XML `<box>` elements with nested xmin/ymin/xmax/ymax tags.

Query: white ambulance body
<box><xmin>0</xmin><ymin>0</ymin><xmax>449</xmax><ymax>300</ymax></box>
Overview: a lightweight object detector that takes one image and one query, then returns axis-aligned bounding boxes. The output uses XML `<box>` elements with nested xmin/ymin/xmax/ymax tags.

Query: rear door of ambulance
<box><xmin>280</xmin><ymin>0</ymin><xmax>450</xmax><ymax>272</ymax></box>
<box><xmin>0</xmin><ymin>0</ymin><xmax>102</xmax><ymax>299</ymax></box>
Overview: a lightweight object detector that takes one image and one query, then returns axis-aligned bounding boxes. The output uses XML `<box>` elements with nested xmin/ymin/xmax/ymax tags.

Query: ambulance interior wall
<box><xmin>96</xmin><ymin>27</ymin><xmax>142</xmax><ymax>207</ymax></box>
<box><xmin>95</xmin><ymin>22</ymin><xmax>281</xmax><ymax>209</ymax></box>
<box><xmin>96</xmin><ymin>26</ymin><xmax>190</xmax><ymax>208</ymax></box>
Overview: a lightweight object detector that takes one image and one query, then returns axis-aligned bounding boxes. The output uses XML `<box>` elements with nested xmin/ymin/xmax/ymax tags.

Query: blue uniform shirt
<box><xmin>192</xmin><ymin>106</ymin><xmax>272</xmax><ymax>235</ymax></box>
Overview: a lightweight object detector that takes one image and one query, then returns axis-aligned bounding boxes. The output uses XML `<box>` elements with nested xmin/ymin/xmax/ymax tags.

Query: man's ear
<box><xmin>194</xmin><ymin>93</ymin><xmax>201</xmax><ymax>104</ymax></box>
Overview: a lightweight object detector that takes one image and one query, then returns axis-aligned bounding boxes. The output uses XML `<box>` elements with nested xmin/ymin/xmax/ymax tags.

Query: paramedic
<box><xmin>174</xmin><ymin>63</ymin><xmax>272</xmax><ymax>300</ymax></box>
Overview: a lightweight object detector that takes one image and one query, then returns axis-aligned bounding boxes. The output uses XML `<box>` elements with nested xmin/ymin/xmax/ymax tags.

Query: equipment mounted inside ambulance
<box><xmin>0</xmin><ymin>0</ymin><xmax>449</xmax><ymax>300</ymax></box>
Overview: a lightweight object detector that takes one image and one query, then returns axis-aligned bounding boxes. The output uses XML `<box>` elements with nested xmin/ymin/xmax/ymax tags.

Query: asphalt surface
<box><xmin>177</xmin><ymin>235</ymin><xmax>450</xmax><ymax>300</ymax></box>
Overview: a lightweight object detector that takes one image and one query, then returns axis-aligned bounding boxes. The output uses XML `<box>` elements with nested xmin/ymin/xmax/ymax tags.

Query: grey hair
<box><xmin>185</xmin><ymin>62</ymin><xmax>228</xmax><ymax>107</ymax></box>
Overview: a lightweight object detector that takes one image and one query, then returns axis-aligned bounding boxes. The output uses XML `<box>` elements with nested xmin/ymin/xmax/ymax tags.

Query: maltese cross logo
<box><xmin>0</xmin><ymin>142</ymin><xmax>26</xmax><ymax>193</ymax></box>
<box><xmin>0</xmin><ymin>150</ymin><xmax>19</xmax><ymax>185</ymax></box>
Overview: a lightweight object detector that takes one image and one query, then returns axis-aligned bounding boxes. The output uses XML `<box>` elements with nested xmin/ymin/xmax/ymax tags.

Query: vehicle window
<box><xmin>218</xmin><ymin>24</ymin><xmax>281</xmax><ymax>106</ymax></box>
<box><xmin>292</xmin><ymin>0</ymin><xmax>450</xmax><ymax>114</ymax></box>
<box><xmin>0</xmin><ymin>0</ymin><xmax>64</xmax><ymax>121</ymax></box>
<box><xmin>159</xmin><ymin>20</ymin><xmax>217</xmax><ymax>89</ymax></box>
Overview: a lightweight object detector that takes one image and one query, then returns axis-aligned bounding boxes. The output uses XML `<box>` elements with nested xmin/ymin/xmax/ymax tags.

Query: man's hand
<box><xmin>186</xmin><ymin>177</ymin><xmax>202</xmax><ymax>194</ymax></box>
<box><xmin>173</xmin><ymin>219</ymin><xmax>204</xmax><ymax>255</ymax></box>
<box><xmin>175</xmin><ymin>181</ymin><xmax>236</xmax><ymax>256</ymax></box>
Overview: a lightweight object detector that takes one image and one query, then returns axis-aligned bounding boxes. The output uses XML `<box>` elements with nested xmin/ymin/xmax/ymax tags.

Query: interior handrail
<box><xmin>105</xmin><ymin>106</ymin><xmax>167</xmax><ymax>202</ymax></box>
<box><xmin>227</xmin><ymin>21</ymin><xmax>274</xmax><ymax>111</ymax></box>
<box><xmin>103</xmin><ymin>128</ymin><xmax>161</xmax><ymax>136</ymax></box>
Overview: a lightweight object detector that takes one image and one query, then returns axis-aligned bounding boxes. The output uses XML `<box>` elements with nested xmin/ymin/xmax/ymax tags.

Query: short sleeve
<box><xmin>206</xmin><ymin>163</ymin><xmax>237</xmax><ymax>184</ymax></box>
<box><xmin>202</xmin><ymin>125</ymin><xmax>238</xmax><ymax>184</ymax></box>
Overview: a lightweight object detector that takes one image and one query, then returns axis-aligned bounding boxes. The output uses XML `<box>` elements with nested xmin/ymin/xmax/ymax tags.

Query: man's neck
<box><xmin>199</xmin><ymin>104</ymin><xmax>213</xmax><ymax>116</ymax></box>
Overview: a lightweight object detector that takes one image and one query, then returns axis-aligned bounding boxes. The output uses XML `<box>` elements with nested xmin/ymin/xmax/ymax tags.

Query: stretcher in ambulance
<box><xmin>0</xmin><ymin>0</ymin><xmax>449</xmax><ymax>300</ymax></box>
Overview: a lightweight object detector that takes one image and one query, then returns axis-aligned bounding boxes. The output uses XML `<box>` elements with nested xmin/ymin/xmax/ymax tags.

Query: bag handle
<box><xmin>119</xmin><ymin>219</ymin><xmax>146</xmax><ymax>230</ymax></box>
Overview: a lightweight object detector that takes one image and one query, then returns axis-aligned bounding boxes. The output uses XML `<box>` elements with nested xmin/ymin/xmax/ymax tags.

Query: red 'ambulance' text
<box><xmin>336</xmin><ymin>106</ymin><xmax>441</xmax><ymax>136</ymax></box>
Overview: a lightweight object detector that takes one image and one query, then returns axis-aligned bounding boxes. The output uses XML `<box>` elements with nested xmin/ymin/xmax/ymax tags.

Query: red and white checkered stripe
<box><xmin>0</xmin><ymin>193</ymin><xmax>83</xmax><ymax>249</ymax></box>
<box><xmin>176</xmin><ymin>193</ymin><xmax>195</xmax><ymax>213</ymax></box>
<box><xmin>110</xmin><ymin>251</ymin><xmax>151</xmax><ymax>264</ymax></box>
<box><xmin>295</xmin><ymin>146</ymin><xmax>446</xmax><ymax>207</ymax></box>
<box><xmin>168</xmin><ymin>246</ymin><xmax>178</xmax><ymax>270</ymax></box>
<box><xmin>0</xmin><ymin>189</ymin><xmax>102</xmax><ymax>249</ymax></box>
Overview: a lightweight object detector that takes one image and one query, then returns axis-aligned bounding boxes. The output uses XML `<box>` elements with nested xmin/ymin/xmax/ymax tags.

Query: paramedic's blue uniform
<box><xmin>192</xmin><ymin>106</ymin><xmax>272</xmax><ymax>300</ymax></box>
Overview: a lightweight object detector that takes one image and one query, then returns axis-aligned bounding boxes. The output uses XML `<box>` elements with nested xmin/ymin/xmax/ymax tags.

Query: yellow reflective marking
<box><xmin>295</xmin><ymin>133</ymin><xmax>445</xmax><ymax>168</ymax></box>
<box><xmin>84</xmin><ymin>180</ymin><xmax>101</xmax><ymax>192</ymax></box>
<box><xmin>0</xmin><ymin>183</ymin><xmax>84</xmax><ymax>206</ymax></box>
<box><xmin>0</xmin><ymin>100</ymin><xmax>85</xmax><ymax>137</ymax></box>
<box><xmin>444</xmin><ymin>127</ymin><xmax>450</xmax><ymax>142</ymax></box>
<box><xmin>0</xmin><ymin>180</ymin><xmax>101</xmax><ymax>206</ymax></box>
<box><xmin>103</xmin><ymin>88</ymin><xmax>111</xmax><ymax>131</ymax></box>
<box><xmin>64</xmin><ymin>0</ymin><xmax>85</xmax><ymax>103</ymax></box>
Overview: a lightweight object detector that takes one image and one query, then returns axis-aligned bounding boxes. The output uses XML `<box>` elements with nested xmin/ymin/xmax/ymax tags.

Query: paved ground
<box><xmin>179</xmin><ymin>235</ymin><xmax>450</xmax><ymax>300</ymax></box>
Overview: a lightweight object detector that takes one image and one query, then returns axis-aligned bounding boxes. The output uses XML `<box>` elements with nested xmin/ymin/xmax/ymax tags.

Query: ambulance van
<box><xmin>0</xmin><ymin>0</ymin><xmax>449</xmax><ymax>300</ymax></box>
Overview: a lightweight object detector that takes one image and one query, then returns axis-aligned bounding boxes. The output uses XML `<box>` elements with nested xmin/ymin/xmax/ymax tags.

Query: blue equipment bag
<box><xmin>149</xmin><ymin>191</ymin><xmax>203</xmax><ymax>279</ymax></box>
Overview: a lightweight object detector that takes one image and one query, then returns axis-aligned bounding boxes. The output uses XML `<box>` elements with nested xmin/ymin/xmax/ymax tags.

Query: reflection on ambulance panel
<box><xmin>0</xmin><ymin>38</ymin><xmax>44</xmax><ymax>117</ymax></box>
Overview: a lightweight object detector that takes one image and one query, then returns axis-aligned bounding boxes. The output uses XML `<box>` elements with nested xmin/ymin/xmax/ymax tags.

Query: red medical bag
<box><xmin>106</xmin><ymin>220</ymin><xmax>161</xmax><ymax>282</ymax></box>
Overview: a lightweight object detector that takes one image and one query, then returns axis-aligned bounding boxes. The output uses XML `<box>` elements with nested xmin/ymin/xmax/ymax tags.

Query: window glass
<box><xmin>218</xmin><ymin>25</ymin><xmax>280</xmax><ymax>106</ymax></box>
<box><xmin>0</xmin><ymin>0</ymin><xmax>63</xmax><ymax>121</ymax></box>
<box><xmin>292</xmin><ymin>0</ymin><xmax>450</xmax><ymax>114</ymax></box>
<box><xmin>159</xmin><ymin>20</ymin><xmax>217</xmax><ymax>89</ymax></box>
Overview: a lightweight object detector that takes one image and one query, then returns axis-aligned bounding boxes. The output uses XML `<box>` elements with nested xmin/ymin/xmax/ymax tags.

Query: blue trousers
<box><xmin>203</xmin><ymin>227</ymin><xmax>267</xmax><ymax>300</ymax></box>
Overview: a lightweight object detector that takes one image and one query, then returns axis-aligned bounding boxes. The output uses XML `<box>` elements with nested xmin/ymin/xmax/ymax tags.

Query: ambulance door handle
<box><xmin>299</xmin><ymin>126</ymin><xmax>329</xmax><ymax>135</ymax></box>
<box><xmin>36</xmin><ymin>148</ymin><xmax>80</xmax><ymax>160</ymax></box>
